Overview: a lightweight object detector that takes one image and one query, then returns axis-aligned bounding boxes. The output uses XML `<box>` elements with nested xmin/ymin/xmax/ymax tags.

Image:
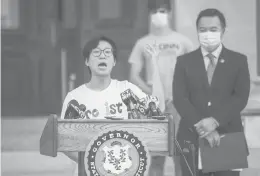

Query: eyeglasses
<box><xmin>91</xmin><ymin>48</ymin><xmax>113</xmax><ymax>57</ymax></box>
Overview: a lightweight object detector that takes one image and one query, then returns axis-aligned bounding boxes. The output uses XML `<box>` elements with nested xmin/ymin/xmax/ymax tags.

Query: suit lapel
<box><xmin>210</xmin><ymin>46</ymin><xmax>229</xmax><ymax>87</ymax></box>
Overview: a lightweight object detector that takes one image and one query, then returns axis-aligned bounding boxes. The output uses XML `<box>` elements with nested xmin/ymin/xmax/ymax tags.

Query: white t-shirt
<box><xmin>60</xmin><ymin>79</ymin><xmax>158</xmax><ymax>120</ymax></box>
<box><xmin>128</xmin><ymin>31</ymin><xmax>193</xmax><ymax>101</ymax></box>
<box><xmin>60</xmin><ymin>79</ymin><xmax>159</xmax><ymax>176</ymax></box>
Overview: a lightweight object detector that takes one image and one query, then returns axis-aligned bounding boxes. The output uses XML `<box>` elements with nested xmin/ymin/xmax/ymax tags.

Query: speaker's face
<box><xmin>86</xmin><ymin>41</ymin><xmax>116</xmax><ymax>77</ymax></box>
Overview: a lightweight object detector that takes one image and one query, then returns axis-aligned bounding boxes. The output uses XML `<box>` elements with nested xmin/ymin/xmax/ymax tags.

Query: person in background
<box><xmin>60</xmin><ymin>36</ymin><xmax>160</xmax><ymax>176</ymax></box>
<box><xmin>173</xmin><ymin>8</ymin><xmax>250</xmax><ymax>176</ymax></box>
<box><xmin>128</xmin><ymin>0</ymin><xmax>193</xmax><ymax>175</ymax></box>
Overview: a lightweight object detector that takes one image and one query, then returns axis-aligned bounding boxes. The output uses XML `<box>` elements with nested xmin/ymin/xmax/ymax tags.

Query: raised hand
<box><xmin>144</xmin><ymin>41</ymin><xmax>160</xmax><ymax>59</ymax></box>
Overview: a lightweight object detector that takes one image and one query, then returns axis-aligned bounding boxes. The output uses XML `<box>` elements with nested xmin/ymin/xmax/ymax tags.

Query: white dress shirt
<box><xmin>201</xmin><ymin>44</ymin><xmax>223</xmax><ymax>69</ymax></box>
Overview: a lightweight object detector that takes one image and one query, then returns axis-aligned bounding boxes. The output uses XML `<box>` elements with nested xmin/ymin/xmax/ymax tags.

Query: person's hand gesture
<box><xmin>145</xmin><ymin>41</ymin><xmax>160</xmax><ymax>59</ymax></box>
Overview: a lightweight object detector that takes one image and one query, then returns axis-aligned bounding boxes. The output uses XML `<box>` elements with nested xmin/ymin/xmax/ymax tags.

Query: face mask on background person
<box><xmin>198</xmin><ymin>31</ymin><xmax>222</xmax><ymax>50</ymax></box>
<box><xmin>151</xmin><ymin>12</ymin><xmax>169</xmax><ymax>28</ymax></box>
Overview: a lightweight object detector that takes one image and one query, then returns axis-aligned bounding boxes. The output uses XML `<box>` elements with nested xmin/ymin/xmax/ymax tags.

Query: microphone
<box><xmin>148</xmin><ymin>101</ymin><xmax>162</xmax><ymax>117</ymax></box>
<box><xmin>135</xmin><ymin>103</ymin><xmax>147</xmax><ymax>115</ymax></box>
<box><xmin>149</xmin><ymin>101</ymin><xmax>159</xmax><ymax>116</ymax></box>
<box><xmin>129</xmin><ymin>100</ymin><xmax>140</xmax><ymax>119</ymax></box>
<box><xmin>129</xmin><ymin>90</ymin><xmax>139</xmax><ymax>104</ymax></box>
<box><xmin>175</xmin><ymin>139</ymin><xmax>196</xmax><ymax>176</ymax></box>
<box><xmin>70</xmin><ymin>102</ymin><xmax>87</xmax><ymax>119</ymax></box>
<box><xmin>79</xmin><ymin>104</ymin><xmax>86</xmax><ymax>112</ymax></box>
<box><xmin>120</xmin><ymin>89</ymin><xmax>131</xmax><ymax>107</ymax></box>
<box><xmin>79</xmin><ymin>104</ymin><xmax>89</xmax><ymax>119</ymax></box>
<box><xmin>146</xmin><ymin>100</ymin><xmax>166</xmax><ymax>120</ymax></box>
<box><xmin>64</xmin><ymin>100</ymin><xmax>80</xmax><ymax>119</ymax></box>
<box><xmin>120</xmin><ymin>90</ymin><xmax>132</xmax><ymax>119</ymax></box>
<box><xmin>120</xmin><ymin>89</ymin><xmax>140</xmax><ymax>119</ymax></box>
<box><xmin>130</xmin><ymin>91</ymin><xmax>150</xmax><ymax>116</ymax></box>
<box><xmin>64</xmin><ymin>100</ymin><xmax>87</xmax><ymax>119</ymax></box>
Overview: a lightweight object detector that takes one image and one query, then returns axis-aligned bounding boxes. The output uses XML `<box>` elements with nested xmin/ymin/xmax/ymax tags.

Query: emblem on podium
<box><xmin>85</xmin><ymin>130</ymin><xmax>150</xmax><ymax>176</ymax></box>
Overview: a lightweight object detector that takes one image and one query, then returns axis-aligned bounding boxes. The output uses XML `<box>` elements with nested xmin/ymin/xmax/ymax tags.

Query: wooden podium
<box><xmin>40</xmin><ymin>115</ymin><xmax>175</xmax><ymax>176</ymax></box>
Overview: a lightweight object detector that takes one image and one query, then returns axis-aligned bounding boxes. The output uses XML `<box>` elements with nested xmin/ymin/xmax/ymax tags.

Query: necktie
<box><xmin>206</xmin><ymin>53</ymin><xmax>216</xmax><ymax>84</ymax></box>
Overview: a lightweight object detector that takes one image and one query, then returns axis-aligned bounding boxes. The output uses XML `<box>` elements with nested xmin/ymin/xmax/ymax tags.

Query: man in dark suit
<box><xmin>173</xmin><ymin>8</ymin><xmax>250</xmax><ymax>176</ymax></box>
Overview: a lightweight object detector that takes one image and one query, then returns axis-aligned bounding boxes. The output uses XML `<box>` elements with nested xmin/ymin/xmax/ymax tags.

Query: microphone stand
<box><xmin>174</xmin><ymin>138</ymin><xmax>196</xmax><ymax>176</ymax></box>
<box><xmin>190</xmin><ymin>143</ymin><xmax>197</xmax><ymax>176</ymax></box>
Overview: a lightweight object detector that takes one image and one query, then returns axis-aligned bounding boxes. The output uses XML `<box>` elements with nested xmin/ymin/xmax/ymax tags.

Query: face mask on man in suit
<box><xmin>198</xmin><ymin>31</ymin><xmax>222</xmax><ymax>51</ymax></box>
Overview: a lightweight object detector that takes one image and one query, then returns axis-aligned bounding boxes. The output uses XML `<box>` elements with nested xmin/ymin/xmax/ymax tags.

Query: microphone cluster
<box><xmin>64</xmin><ymin>100</ymin><xmax>88</xmax><ymax>119</ymax></box>
<box><xmin>120</xmin><ymin>89</ymin><xmax>162</xmax><ymax>119</ymax></box>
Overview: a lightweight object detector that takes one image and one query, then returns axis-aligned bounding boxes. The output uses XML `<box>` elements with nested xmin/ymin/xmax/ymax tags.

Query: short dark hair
<box><xmin>196</xmin><ymin>8</ymin><xmax>226</xmax><ymax>29</ymax></box>
<box><xmin>148</xmin><ymin>0</ymin><xmax>171</xmax><ymax>12</ymax></box>
<box><xmin>82</xmin><ymin>35</ymin><xmax>117</xmax><ymax>62</ymax></box>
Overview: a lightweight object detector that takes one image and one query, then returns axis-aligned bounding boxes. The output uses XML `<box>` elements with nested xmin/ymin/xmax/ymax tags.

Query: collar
<box><xmin>201</xmin><ymin>44</ymin><xmax>223</xmax><ymax>59</ymax></box>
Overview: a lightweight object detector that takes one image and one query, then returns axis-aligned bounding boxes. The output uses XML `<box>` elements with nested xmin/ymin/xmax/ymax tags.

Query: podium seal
<box><xmin>85</xmin><ymin>130</ymin><xmax>150</xmax><ymax>176</ymax></box>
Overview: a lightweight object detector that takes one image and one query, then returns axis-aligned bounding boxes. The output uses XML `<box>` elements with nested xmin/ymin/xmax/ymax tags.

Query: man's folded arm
<box><xmin>212</xmin><ymin>56</ymin><xmax>250</xmax><ymax>127</ymax></box>
<box><xmin>173</xmin><ymin>57</ymin><xmax>202</xmax><ymax>129</ymax></box>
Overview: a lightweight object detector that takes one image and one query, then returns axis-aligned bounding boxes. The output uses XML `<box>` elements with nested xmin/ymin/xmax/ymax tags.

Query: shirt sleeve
<box><xmin>60</xmin><ymin>92</ymin><xmax>74</xmax><ymax>119</ymax></box>
<box><xmin>128</xmin><ymin>39</ymin><xmax>144</xmax><ymax>66</ymax></box>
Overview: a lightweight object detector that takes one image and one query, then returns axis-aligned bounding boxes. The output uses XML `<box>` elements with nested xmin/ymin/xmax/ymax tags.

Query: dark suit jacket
<box><xmin>173</xmin><ymin>46</ymin><xmax>250</xmax><ymax>149</ymax></box>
